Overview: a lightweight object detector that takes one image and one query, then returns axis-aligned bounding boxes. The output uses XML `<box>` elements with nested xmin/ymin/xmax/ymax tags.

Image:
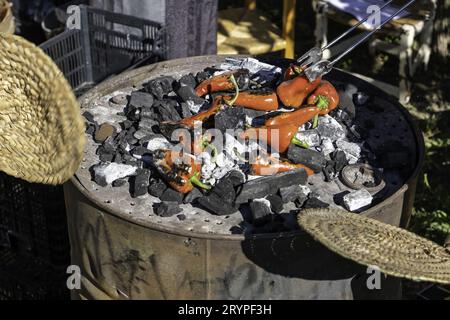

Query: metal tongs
<box><xmin>299</xmin><ymin>0</ymin><xmax>417</xmax><ymax>82</ymax></box>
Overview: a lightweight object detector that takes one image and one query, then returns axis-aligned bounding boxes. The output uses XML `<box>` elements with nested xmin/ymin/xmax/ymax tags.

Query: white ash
<box><xmin>199</xmin><ymin>152</ymin><xmax>217</xmax><ymax>184</ymax></box>
<box><xmin>343</xmin><ymin>189</ymin><xmax>373</xmax><ymax>212</ymax></box>
<box><xmin>317</xmin><ymin>115</ymin><xmax>346</xmax><ymax>141</ymax></box>
<box><xmin>254</xmin><ymin>198</ymin><xmax>272</xmax><ymax>209</ymax></box>
<box><xmin>321</xmin><ymin>138</ymin><xmax>336</xmax><ymax>156</ymax></box>
<box><xmin>299</xmin><ymin>185</ymin><xmax>311</xmax><ymax>197</ymax></box>
<box><xmin>336</xmin><ymin>140</ymin><xmax>361</xmax><ymax>159</ymax></box>
<box><xmin>146</xmin><ymin>136</ymin><xmax>171</xmax><ymax>152</ymax></box>
<box><xmin>94</xmin><ymin>162</ymin><xmax>137</xmax><ymax>186</ymax></box>
<box><xmin>219</xmin><ymin>57</ymin><xmax>282</xmax><ymax>83</ymax></box>
<box><xmin>186</xmin><ymin>99</ymin><xmax>206</xmax><ymax>114</ymax></box>
<box><xmin>295</xmin><ymin>129</ymin><xmax>321</xmax><ymax>147</ymax></box>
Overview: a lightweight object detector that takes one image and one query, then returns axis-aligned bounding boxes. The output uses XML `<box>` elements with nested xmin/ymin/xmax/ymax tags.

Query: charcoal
<box><xmin>303</xmin><ymin>197</ymin><xmax>330</xmax><ymax>209</ymax></box>
<box><xmin>250</xmin><ymin>199</ymin><xmax>273</xmax><ymax>226</ymax></box>
<box><xmin>86</xmin><ymin>123</ymin><xmax>96</xmax><ymax>135</ymax></box>
<box><xmin>148</xmin><ymin>179</ymin><xmax>167</xmax><ymax>198</ymax></box>
<box><xmin>323</xmin><ymin>161</ymin><xmax>336</xmax><ymax>182</ymax></box>
<box><xmin>214</xmin><ymin>107</ymin><xmax>246</xmax><ymax>132</ymax></box>
<box><xmin>129</xmin><ymin>91</ymin><xmax>154</xmax><ymax>109</ymax></box>
<box><xmin>155</xmin><ymin>202</ymin><xmax>182</xmax><ymax>217</ymax></box>
<box><xmin>222</xmin><ymin>170</ymin><xmax>246</xmax><ymax>187</ymax></box>
<box><xmin>183</xmin><ymin>188</ymin><xmax>203</xmax><ymax>204</ymax></box>
<box><xmin>140</xmin><ymin>107</ymin><xmax>155</xmax><ymax>119</ymax></box>
<box><xmin>317</xmin><ymin>116</ymin><xmax>346</xmax><ymax>141</ymax></box>
<box><xmin>130</xmin><ymin>169</ymin><xmax>151</xmax><ymax>198</ymax></box>
<box><xmin>83</xmin><ymin>111</ymin><xmax>96</xmax><ymax>123</ymax></box>
<box><xmin>176</xmin><ymin>85</ymin><xmax>205</xmax><ymax>104</ymax></box>
<box><xmin>160</xmin><ymin>188</ymin><xmax>184</xmax><ymax>204</ymax></box>
<box><xmin>295</xmin><ymin>193</ymin><xmax>308</xmax><ymax>208</ymax></box>
<box><xmin>295</xmin><ymin>130</ymin><xmax>321</xmax><ymax>147</ymax></box>
<box><xmin>331</xmin><ymin>150</ymin><xmax>349</xmax><ymax>173</ymax></box>
<box><xmin>94</xmin><ymin>123</ymin><xmax>117</xmax><ymax>143</ymax></box>
<box><xmin>336</xmin><ymin>140</ymin><xmax>361</xmax><ymax>163</ymax></box>
<box><xmin>178</xmin><ymin>74</ymin><xmax>197</xmax><ymax>89</ymax></box>
<box><xmin>126</xmin><ymin>105</ymin><xmax>141</xmax><ymax>122</ymax></box>
<box><xmin>196</xmin><ymin>71</ymin><xmax>210</xmax><ymax>84</ymax></box>
<box><xmin>102</xmin><ymin>136</ymin><xmax>117</xmax><ymax>153</ymax></box>
<box><xmin>144</xmin><ymin>76</ymin><xmax>175</xmax><ymax>100</ymax></box>
<box><xmin>99</xmin><ymin>152</ymin><xmax>114</xmax><ymax>163</ymax></box>
<box><xmin>279</xmin><ymin>185</ymin><xmax>303</xmax><ymax>203</ymax></box>
<box><xmin>198</xmin><ymin>193</ymin><xmax>238</xmax><ymax>216</ymax></box>
<box><xmin>131</xmin><ymin>147</ymin><xmax>151</xmax><ymax>159</ymax></box>
<box><xmin>155</xmin><ymin>100</ymin><xmax>181</xmax><ymax>122</ymax></box>
<box><xmin>138</xmin><ymin>118</ymin><xmax>158</xmax><ymax>132</ymax></box>
<box><xmin>121</xmin><ymin>120</ymin><xmax>134</xmax><ymax>130</ymax></box>
<box><xmin>235</xmin><ymin>169</ymin><xmax>308</xmax><ymax>204</ymax></box>
<box><xmin>266</xmin><ymin>195</ymin><xmax>283</xmax><ymax>214</ymax></box>
<box><xmin>113</xmin><ymin>153</ymin><xmax>122</xmax><ymax>164</ymax></box>
<box><xmin>177</xmin><ymin>214</ymin><xmax>187</xmax><ymax>221</ymax></box>
<box><xmin>343</xmin><ymin>189</ymin><xmax>373</xmax><ymax>212</ymax></box>
<box><xmin>126</xmin><ymin>136</ymin><xmax>139</xmax><ymax>146</ymax></box>
<box><xmin>112</xmin><ymin>178</ymin><xmax>127</xmax><ymax>188</ymax></box>
<box><xmin>212</xmin><ymin>179</ymin><xmax>236</xmax><ymax>205</ymax></box>
<box><xmin>146</xmin><ymin>135</ymin><xmax>171</xmax><ymax>152</ymax></box>
<box><xmin>93</xmin><ymin>162</ymin><xmax>137</xmax><ymax>187</ymax></box>
<box><xmin>287</xmin><ymin>145</ymin><xmax>326</xmax><ymax>173</ymax></box>
<box><xmin>179</xmin><ymin>102</ymin><xmax>193</xmax><ymax>119</ymax></box>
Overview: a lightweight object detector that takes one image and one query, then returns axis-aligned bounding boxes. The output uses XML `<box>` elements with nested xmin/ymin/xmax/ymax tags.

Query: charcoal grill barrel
<box><xmin>65</xmin><ymin>56</ymin><xmax>424</xmax><ymax>300</ymax></box>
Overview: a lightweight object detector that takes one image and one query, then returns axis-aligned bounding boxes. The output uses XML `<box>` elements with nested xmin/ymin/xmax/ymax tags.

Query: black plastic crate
<box><xmin>0</xmin><ymin>249</ymin><xmax>69</xmax><ymax>300</ymax></box>
<box><xmin>40</xmin><ymin>5</ymin><xmax>166</xmax><ymax>95</ymax></box>
<box><xmin>0</xmin><ymin>173</ymin><xmax>70</xmax><ymax>267</ymax></box>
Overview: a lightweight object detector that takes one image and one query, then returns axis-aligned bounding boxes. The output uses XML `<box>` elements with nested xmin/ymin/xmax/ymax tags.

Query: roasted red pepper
<box><xmin>283</xmin><ymin>64</ymin><xmax>304</xmax><ymax>81</ymax></box>
<box><xmin>264</xmin><ymin>105</ymin><xmax>320</xmax><ymax>127</ymax></box>
<box><xmin>195</xmin><ymin>69</ymin><xmax>250</xmax><ymax>97</ymax></box>
<box><xmin>252</xmin><ymin>158</ymin><xmax>314</xmax><ymax>176</ymax></box>
<box><xmin>179</xmin><ymin>96</ymin><xmax>224</xmax><ymax>127</ymax></box>
<box><xmin>239</xmin><ymin>123</ymin><xmax>299</xmax><ymax>153</ymax></box>
<box><xmin>277</xmin><ymin>74</ymin><xmax>322</xmax><ymax>108</ymax></box>
<box><xmin>223</xmin><ymin>90</ymin><xmax>279</xmax><ymax>111</ymax></box>
<box><xmin>307</xmin><ymin>80</ymin><xmax>340</xmax><ymax>115</ymax></box>
<box><xmin>153</xmin><ymin>150</ymin><xmax>210</xmax><ymax>194</ymax></box>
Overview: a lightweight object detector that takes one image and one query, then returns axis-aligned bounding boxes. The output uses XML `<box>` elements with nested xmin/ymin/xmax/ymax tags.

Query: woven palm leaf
<box><xmin>298</xmin><ymin>208</ymin><xmax>450</xmax><ymax>284</ymax></box>
<box><xmin>0</xmin><ymin>33</ymin><xmax>86</xmax><ymax>184</ymax></box>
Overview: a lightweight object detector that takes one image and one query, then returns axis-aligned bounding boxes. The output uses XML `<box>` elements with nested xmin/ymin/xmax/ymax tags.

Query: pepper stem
<box><xmin>314</xmin><ymin>95</ymin><xmax>329</xmax><ymax>110</ymax></box>
<box><xmin>225</xmin><ymin>74</ymin><xmax>240</xmax><ymax>107</ymax></box>
<box><xmin>312</xmin><ymin>114</ymin><xmax>319</xmax><ymax>129</ymax></box>
<box><xmin>291</xmin><ymin>136</ymin><xmax>310</xmax><ymax>149</ymax></box>
<box><xmin>190</xmin><ymin>172</ymin><xmax>211</xmax><ymax>190</ymax></box>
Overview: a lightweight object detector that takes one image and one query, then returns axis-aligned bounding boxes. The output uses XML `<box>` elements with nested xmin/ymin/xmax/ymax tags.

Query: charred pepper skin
<box><xmin>307</xmin><ymin>80</ymin><xmax>340</xmax><ymax>115</ymax></box>
<box><xmin>153</xmin><ymin>150</ymin><xmax>208</xmax><ymax>194</ymax></box>
<box><xmin>195</xmin><ymin>69</ymin><xmax>250</xmax><ymax>97</ymax></box>
<box><xmin>277</xmin><ymin>74</ymin><xmax>322</xmax><ymax>108</ymax></box>
<box><xmin>223</xmin><ymin>90</ymin><xmax>279</xmax><ymax>111</ymax></box>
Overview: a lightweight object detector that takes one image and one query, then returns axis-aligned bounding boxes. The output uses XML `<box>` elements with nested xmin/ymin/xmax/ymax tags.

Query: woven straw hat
<box><xmin>0</xmin><ymin>33</ymin><xmax>86</xmax><ymax>184</ymax></box>
<box><xmin>298</xmin><ymin>208</ymin><xmax>450</xmax><ymax>284</ymax></box>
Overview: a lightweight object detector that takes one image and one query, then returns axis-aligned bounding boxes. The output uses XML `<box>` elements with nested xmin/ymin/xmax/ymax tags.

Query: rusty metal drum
<box><xmin>64</xmin><ymin>56</ymin><xmax>424</xmax><ymax>300</ymax></box>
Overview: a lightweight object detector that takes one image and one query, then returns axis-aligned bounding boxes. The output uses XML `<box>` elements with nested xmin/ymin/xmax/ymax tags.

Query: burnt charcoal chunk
<box><xmin>177</xmin><ymin>214</ymin><xmax>187</xmax><ymax>221</ymax></box>
<box><xmin>179</xmin><ymin>102</ymin><xmax>193</xmax><ymax>119</ymax></box>
<box><xmin>198</xmin><ymin>193</ymin><xmax>238</xmax><ymax>216</ymax></box>
<box><xmin>266</xmin><ymin>195</ymin><xmax>283</xmax><ymax>214</ymax></box>
<box><xmin>303</xmin><ymin>197</ymin><xmax>329</xmax><ymax>209</ymax></box>
<box><xmin>196</xmin><ymin>71</ymin><xmax>210</xmax><ymax>84</ymax></box>
<box><xmin>129</xmin><ymin>91</ymin><xmax>154</xmax><ymax>109</ymax></box>
<box><xmin>100</xmin><ymin>152</ymin><xmax>114</xmax><ymax>163</ymax></box>
<box><xmin>177</xmin><ymin>74</ymin><xmax>197</xmax><ymax>89</ymax></box>
<box><xmin>250</xmin><ymin>200</ymin><xmax>273</xmax><ymax>226</ymax></box>
<box><xmin>222</xmin><ymin>170</ymin><xmax>246</xmax><ymax>187</ymax></box>
<box><xmin>331</xmin><ymin>150</ymin><xmax>348</xmax><ymax>173</ymax></box>
<box><xmin>183</xmin><ymin>188</ymin><xmax>203</xmax><ymax>204</ymax></box>
<box><xmin>235</xmin><ymin>169</ymin><xmax>308</xmax><ymax>204</ymax></box>
<box><xmin>212</xmin><ymin>179</ymin><xmax>236</xmax><ymax>205</ymax></box>
<box><xmin>144</xmin><ymin>76</ymin><xmax>175</xmax><ymax>100</ymax></box>
<box><xmin>148</xmin><ymin>179</ymin><xmax>167</xmax><ymax>198</ymax></box>
<box><xmin>112</xmin><ymin>178</ymin><xmax>127</xmax><ymax>188</ymax></box>
<box><xmin>125</xmin><ymin>105</ymin><xmax>141</xmax><ymax>122</ymax></box>
<box><xmin>176</xmin><ymin>86</ymin><xmax>205</xmax><ymax>104</ymax></box>
<box><xmin>140</xmin><ymin>107</ymin><xmax>155</xmax><ymax>119</ymax></box>
<box><xmin>121</xmin><ymin>120</ymin><xmax>134</xmax><ymax>130</ymax></box>
<box><xmin>83</xmin><ymin>111</ymin><xmax>96</xmax><ymax>123</ymax></box>
<box><xmin>155</xmin><ymin>100</ymin><xmax>181</xmax><ymax>122</ymax></box>
<box><xmin>130</xmin><ymin>169</ymin><xmax>151</xmax><ymax>198</ymax></box>
<box><xmin>131</xmin><ymin>146</ymin><xmax>151</xmax><ymax>159</ymax></box>
<box><xmin>155</xmin><ymin>202</ymin><xmax>182</xmax><ymax>217</ymax></box>
<box><xmin>323</xmin><ymin>161</ymin><xmax>336</xmax><ymax>182</ymax></box>
<box><xmin>138</xmin><ymin>118</ymin><xmax>158</xmax><ymax>132</ymax></box>
<box><xmin>214</xmin><ymin>107</ymin><xmax>246</xmax><ymax>132</ymax></box>
<box><xmin>279</xmin><ymin>185</ymin><xmax>303</xmax><ymax>203</ymax></box>
<box><xmin>287</xmin><ymin>145</ymin><xmax>326</xmax><ymax>173</ymax></box>
<box><xmin>160</xmin><ymin>188</ymin><xmax>184</xmax><ymax>204</ymax></box>
<box><xmin>295</xmin><ymin>193</ymin><xmax>308</xmax><ymax>208</ymax></box>
<box><xmin>86</xmin><ymin>123</ymin><xmax>96</xmax><ymax>135</ymax></box>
